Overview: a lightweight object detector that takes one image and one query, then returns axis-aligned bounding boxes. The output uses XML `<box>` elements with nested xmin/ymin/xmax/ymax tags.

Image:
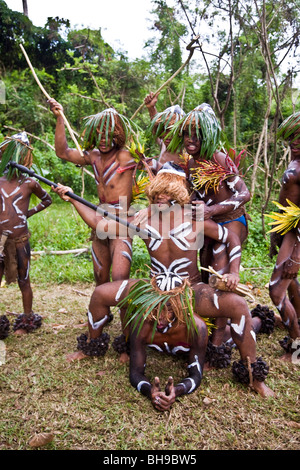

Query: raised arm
<box><xmin>48</xmin><ymin>98</ymin><xmax>88</xmax><ymax>166</ymax></box>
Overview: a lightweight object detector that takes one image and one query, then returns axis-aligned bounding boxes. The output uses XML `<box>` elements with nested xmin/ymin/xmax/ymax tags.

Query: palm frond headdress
<box><xmin>81</xmin><ymin>108</ymin><xmax>139</xmax><ymax>150</ymax></box>
<box><xmin>0</xmin><ymin>132</ymin><xmax>33</xmax><ymax>180</ymax></box>
<box><xmin>266</xmin><ymin>199</ymin><xmax>300</xmax><ymax>235</ymax></box>
<box><xmin>167</xmin><ymin>103</ymin><xmax>222</xmax><ymax>159</ymax></box>
<box><xmin>148</xmin><ymin>104</ymin><xmax>185</xmax><ymax>140</ymax></box>
<box><xmin>277</xmin><ymin>111</ymin><xmax>300</xmax><ymax>147</ymax></box>
<box><xmin>118</xmin><ymin>276</ymin><xmax>199</xmax><ymax>341</ymax></box>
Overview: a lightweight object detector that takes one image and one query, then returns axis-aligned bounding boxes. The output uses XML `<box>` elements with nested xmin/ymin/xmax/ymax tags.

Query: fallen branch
<box><xmin>31</xmin><ymin>248</ymin><xmax>90</xmax><ymax>256</ymax></box>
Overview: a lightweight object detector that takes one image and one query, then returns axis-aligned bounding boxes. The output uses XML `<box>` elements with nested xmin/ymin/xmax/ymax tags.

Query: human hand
<box><xmin>222</xmin><ymin>272</ymin><xmax>240</xmax><ymax>290</ymax></box>
<box><xmin>144</xmin><ymin>92</ymin><xmax>158</xmax><ymax>109</ymax></box>
<box><xmin>191</xmin><ymin>200</ymin><xmax>212</xmax><ymax>220</ymax></box>
<box><xmin>51</xmin><ymin>183</ymin><xmax>73</xmax><ymax>201</ymax></box>
<box><xmin>133</xmin><ymin>207</ymin><xmax>148</xmax><ymax>226</ymax></box>
<box><xmin>151</xmin><ymin>377</ymin><xmax>175</xmax><ymax>411</ymax></box>
<box><xmin>48</xmin><ymin>98</ymin><xmax>63</xmax><ymax>117</ymax></box>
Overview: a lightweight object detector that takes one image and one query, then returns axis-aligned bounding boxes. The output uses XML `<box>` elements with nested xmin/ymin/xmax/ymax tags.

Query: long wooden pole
<box><xmin>9</xmin><ymin>162</ymin><xmax>157</xmax><ymax>239</ymax></box>
<box><xmin>19</xmin><ymin>44</ymin><xmax>84</xmax><ymax>157</ymax></box>
<box><xmin>130</xmin><ymin>36</ymin><xmax>200</xmax><ymax>120</ymax></box>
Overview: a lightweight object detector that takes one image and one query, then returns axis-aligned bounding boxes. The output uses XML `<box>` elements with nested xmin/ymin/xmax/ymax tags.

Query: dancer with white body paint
<box><xmin>167</xmin><ymin>104</ymin><xmax>251</xmax><ymax>366</ymax></box>
<box><xmin>53</xmin><ymin>163</ymin><xmax>274</xmax><ymax>409</ymax></box>
<box><xmin>0</xmin><ymin>133</ymin><xmax>52</xmax><ymax>336</ymax></box>
<box><xmin>268</xmin><ymin>112</ymin><xmax>300</xmax><ymax>361</ymax></box>
<box><xmin>48</xmin><ymin>99</ymin><xmax>136</xmax><ymax>287</ymax></box>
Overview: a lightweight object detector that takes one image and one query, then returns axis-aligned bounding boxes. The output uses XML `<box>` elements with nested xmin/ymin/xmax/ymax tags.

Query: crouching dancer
<box><xmin>0</xmin><ymin>133</ymin><xmax>52</xmax><ymax>335</ymax></box>
<box><xmin>53</xmin><ymin>163</ymin><xmax>274</xmax><ymax>408</ymax></box>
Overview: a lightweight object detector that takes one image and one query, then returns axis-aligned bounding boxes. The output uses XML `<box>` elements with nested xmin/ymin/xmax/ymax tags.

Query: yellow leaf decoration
<box><xmin>265</xmin><ymin>199</ymin><xmax>300</xmax><ymax>235</ymax></box>
<box><xmin>191</xmin><ymin>160</ymin><xmax>235</xmax><ymax>193</ymax></box>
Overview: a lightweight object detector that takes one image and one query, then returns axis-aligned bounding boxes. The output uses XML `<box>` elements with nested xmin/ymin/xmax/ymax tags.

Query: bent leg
<box><xmin>67</xmin><ymin>279</ymin><xmax>137</xmax><ymax>361</ymax></box>
<box><xmin>194</xmin><ymin>283</ymin><xmax>274</xmax><ymax>397</ymax></box>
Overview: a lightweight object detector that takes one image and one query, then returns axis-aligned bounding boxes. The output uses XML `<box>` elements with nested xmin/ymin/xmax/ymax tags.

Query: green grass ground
<box><xmin>0</xmin><ymin>202</ymin><xmax>299</xmax><ymax>450</ymax></box>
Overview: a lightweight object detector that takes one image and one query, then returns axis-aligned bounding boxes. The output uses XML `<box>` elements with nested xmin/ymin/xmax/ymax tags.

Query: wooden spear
<box><xmin>19</xmin><ymin>44</ymin><xmax>84</xmax><ymax>157</ymax></box>
<box><xmin>9</xmin><ymin>162</ymin><xmax>158</xmax><ymax>239</ymax></box>
<box><xmin>130</xmin><ymin>36</ymin><xmax>200</xmax><ymax>120</ymax></box>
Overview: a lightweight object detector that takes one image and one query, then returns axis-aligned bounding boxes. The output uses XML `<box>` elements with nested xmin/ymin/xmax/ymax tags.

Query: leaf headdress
<box><xmin>167</xmin><ymin>103</ymin><xmax>222</xmax><ymax>159</ymax></box>
<box><xmin>148</xmin><ymin>104</ymin><xmax>185</xmax><ymax>140</ymax></box>
<box><xmin>81</xmin><ymin>108</ymin><xmax>140</xmax><ymax>150</ymax></box>
<box><xmin>0</xmin><ymin>132</ymin><xmax>33</xmax><ymax>180</ymax></box>
<box><xmin>277</xmin><ymin>111</ymin><xmax>300</xmax><ymax>147</ymax></box>
<box><xmin>118</xmin><ymin>277</ymin><xmax>200</xmax><ymax>342</ymax></box>
<box><xmin>265</xmin><ymin>199</ymin><xmax>300</xmax><ymax>235</ymax></box>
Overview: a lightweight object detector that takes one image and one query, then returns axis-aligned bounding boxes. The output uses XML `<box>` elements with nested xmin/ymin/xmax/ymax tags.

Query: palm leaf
<box><xmin>265</xmin><ymin>199</ymin><xmax>300</xmax><ymax>235</ymax></box>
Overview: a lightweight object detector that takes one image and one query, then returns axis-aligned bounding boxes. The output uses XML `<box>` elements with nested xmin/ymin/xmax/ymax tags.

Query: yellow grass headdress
<box><xmin>145</xmin><ymin>162</ymin><xmax>190</xmax><ymax>206</ymax></box>
<box><xmin>265</xmin><ymin>199</ymin><xmax>300</xmax><ymax>235</ymax></box>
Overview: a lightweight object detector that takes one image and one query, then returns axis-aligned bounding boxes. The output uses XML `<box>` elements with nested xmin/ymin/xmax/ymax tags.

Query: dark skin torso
<box><xmin>0</xmin><ymin>175</ymin><xmax>52</xmax><ymax>238</ymax></box>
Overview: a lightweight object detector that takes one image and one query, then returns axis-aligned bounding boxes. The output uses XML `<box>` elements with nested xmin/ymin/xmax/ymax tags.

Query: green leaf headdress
<box><xmin>148</xmin><ymin>105</ymin><xmax>185</xmax><ymax>140</ymax></box>
<box><xmin>80</xmin><ymin>108</ymin><xmax>139</xmax><ymax>151</ymax></box>
<box><xmin>118</xmin><ymin>276</ymin><xmax>199</xmax><ymax>342</ymax></box>
<box><xmin>0</xmin><ymin>132</ymin><xmax>33</xmax><ymax>180</ymax></box>
<box><xmin>277</xmin><ymin>111</ymin><xmax>300</xmax><ymax>148</ymax></box>
<box><xmin>167</xmin><ymin>103</ymin><xmax>222</xmax><ymax>159</ymax></box>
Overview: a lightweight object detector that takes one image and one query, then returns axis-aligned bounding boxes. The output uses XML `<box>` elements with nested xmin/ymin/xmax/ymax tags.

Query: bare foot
<box><xmin>14</xmin><ymin>328</ymin><xmax>28</xmax><ymax>336</ymax></box>
<box><xmin>252</xmin><ymin>380</ymin><xmax>276</xmax><ymax>398</ymax></box>
<box><xmin>119</xmin><ymin>352</ymin><xmax>130</xmax><ymax>364</ymax></box>
<box><xmin>65</xmin><ymin>351</ymin><xmax>89</xmax><ymax>362</ymax></box>
<box><xmin>274</xmin><ymin>314</ymin><xmax>285</xmax><ymax>329</ymax></box>
<box><xmin>279</xmin><ymin>352</ymin><xmax>292</xmax><ymax>362</ymax></box>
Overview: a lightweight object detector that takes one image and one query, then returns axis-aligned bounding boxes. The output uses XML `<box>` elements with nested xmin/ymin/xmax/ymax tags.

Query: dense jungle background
<box><xmin>0</xmin><ymin>0</ymin><xmax>299</xmax><ymax>451</ymax></box>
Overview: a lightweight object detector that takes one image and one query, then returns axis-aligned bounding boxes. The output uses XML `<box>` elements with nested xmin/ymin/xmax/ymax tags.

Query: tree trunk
<box><xmin>22</xmin><ymin>0</ymin><xmax>28</xmax><ymax>17</ymax></box>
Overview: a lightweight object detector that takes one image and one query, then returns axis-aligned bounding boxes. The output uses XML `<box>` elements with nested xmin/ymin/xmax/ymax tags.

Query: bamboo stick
<box><xmin>200</xmin><ymin>266</ymin><xmax>255</xmax><ymax>301</ymax></box>
<box><xmin>19</xmin><ymin>44</ymin><xmax>84</xmax><ymax>157</ymax></box>
<box><xmin>130</xmin><ymin>36</ymin><xmax>199</xmax><ymax>120</ymax></box>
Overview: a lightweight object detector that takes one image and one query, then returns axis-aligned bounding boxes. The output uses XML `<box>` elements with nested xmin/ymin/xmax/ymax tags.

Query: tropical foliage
<box><xmin>0</xmin><ymin>0</ymin><xmax>299</xmax><ymax>211</ymax></box>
